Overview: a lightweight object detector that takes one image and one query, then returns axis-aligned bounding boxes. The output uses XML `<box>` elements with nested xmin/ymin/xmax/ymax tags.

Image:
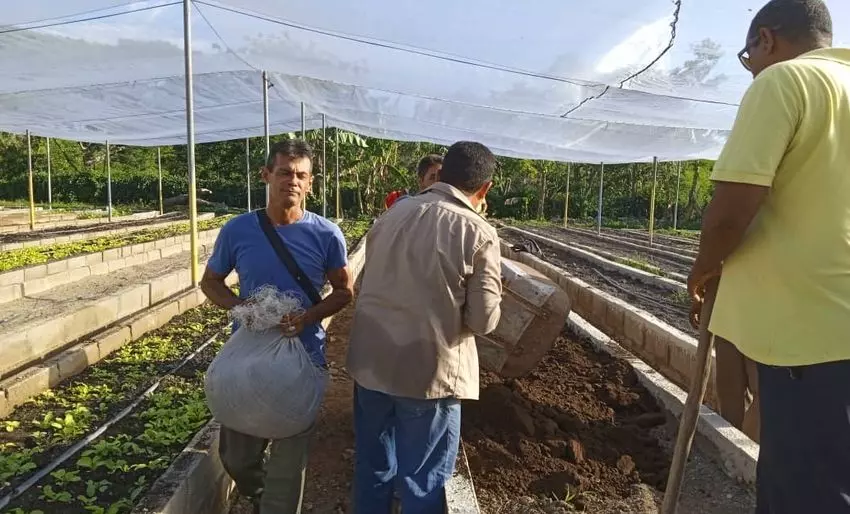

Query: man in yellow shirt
<box><xmin>688</xmin><ymin>0</ymin><xmax>850</xmax><ymax>511</ymax></box>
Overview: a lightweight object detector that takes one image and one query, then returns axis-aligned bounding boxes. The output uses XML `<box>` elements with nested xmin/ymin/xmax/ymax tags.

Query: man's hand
<box><xmin>687</xmin><ymin>267</ymin><xmax>721</xmax><ymax>329</ymax></box>
<box><xmin>280</xmin><ymin>310</ymin><xmax>315</xmax><ymax>337</ymax></box>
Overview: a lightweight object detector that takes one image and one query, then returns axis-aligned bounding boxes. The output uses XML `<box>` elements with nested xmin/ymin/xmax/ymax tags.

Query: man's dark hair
<box><xmin>416</xmin><ymin>154</ymin><xmax>443</xmax><ymax>179</ymax></box>
<box><xmin>439</xmin><ymin>142</ymin><xmax>496</xmax><ymax>194</ymax></box>
<box><xmin>749</xmin><ymin>0</ymin><xmax>832</xmax><ymax>46</ymax></box>
<box><xmin>265</xmin><ymin>139</ymin><xmax>314</xmax><ymax>169</ymax></box>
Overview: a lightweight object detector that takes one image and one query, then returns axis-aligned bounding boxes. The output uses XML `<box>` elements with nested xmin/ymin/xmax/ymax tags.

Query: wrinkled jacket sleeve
<box><xmin>464</xmin><ymin>237</ymin><xmax>502</xmax><ymax>334</ymax></box>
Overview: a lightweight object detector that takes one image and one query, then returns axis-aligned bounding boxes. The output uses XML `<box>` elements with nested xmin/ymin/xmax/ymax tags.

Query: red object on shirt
<box><xmin>384</xmin><ymin>190</ymin><xmax>404</xmax><ymax>209</ymax></box>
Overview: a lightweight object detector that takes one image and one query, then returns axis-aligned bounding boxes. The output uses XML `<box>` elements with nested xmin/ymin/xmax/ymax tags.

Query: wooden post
<box><xmin>106</xmin><ymin>140</ymin><xmax>112</xmax><ymax>222</ymax></box>
<box><xmin>26</xmin><ymin>131</ymin><xmax>35</xmax><ymax>230</ymax></box>
<box><xmin>596</xmin><ymin>163</ymin><xmax>604</xmax><ymax>235</ymax></box>
<box><xmin>649</xmin><ymin>157</ymin><xmax>658</xmax><ymax>246</ymax></box>
<box><xmin>157</xmin><ymin>147</ymin><xmax>164</xmax><ymax>215</ymax></box>
<box><xmin>563</xmin><ymin>163</ymin><xmax>571</xmax><ymax>228</ymax></box>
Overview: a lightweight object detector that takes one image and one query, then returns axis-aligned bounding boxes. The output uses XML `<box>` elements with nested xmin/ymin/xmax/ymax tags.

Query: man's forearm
<box><xmin>200</xmin><ymin>279</ymin><xmax>243</xmax><ymax>310</ymax></box>
<box><xmin>694</xmin><ymin>223</ymin><xmax>743</xmax><ymax>276</ymax></box>
<box><xmin>305</xmin><ymin>288</ymin><xmax>353</xmax><ymax>325</ymax></box>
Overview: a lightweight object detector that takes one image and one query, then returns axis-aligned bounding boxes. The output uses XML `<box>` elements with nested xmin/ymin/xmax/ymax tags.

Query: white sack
<box><xmin>205</xmin><ymin>286</ymin><xmax>328</xmax><ymax>439</ymax></box>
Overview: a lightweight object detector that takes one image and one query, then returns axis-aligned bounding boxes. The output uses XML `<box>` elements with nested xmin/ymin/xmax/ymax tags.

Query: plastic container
<box><xmin>476</xmin><ymin>258</ymin><xmax>572</xmax><ymax>377</ymax></box>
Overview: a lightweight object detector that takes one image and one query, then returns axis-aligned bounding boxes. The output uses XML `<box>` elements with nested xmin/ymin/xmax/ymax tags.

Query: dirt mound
<box><xmin>462</xmin><ymin>331</ymin><xmax>670</xmax><ymax>509</ymax></box>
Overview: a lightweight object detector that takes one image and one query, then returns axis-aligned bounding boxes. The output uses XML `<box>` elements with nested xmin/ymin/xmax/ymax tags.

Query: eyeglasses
<box><xmin>738</xmin><ymin>36</ymin><xmax>760</xmax><ymax>71</ymax></box>
<box><xmin>738</xmin><ymin>26</ymin><xmax>781</xmax><ymax>72</ymax></box>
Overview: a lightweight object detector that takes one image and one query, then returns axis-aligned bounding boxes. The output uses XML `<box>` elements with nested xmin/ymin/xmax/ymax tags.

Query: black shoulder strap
<box><xmin>256</xmin><ymin>209</ymin><xmax>323</xmax><ymax>305</ymax></box>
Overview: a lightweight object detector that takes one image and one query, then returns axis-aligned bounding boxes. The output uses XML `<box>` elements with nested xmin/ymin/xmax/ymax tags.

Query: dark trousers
<box><xmin>757</xmin><ymin>360</ymin><xmax>850</xmax><ymax>513</ymax></box>
<box><xmin>218</xmin><ymin>425</ymin><xmax>312</xmax><ymax>514</ymax></box>
<box><xmin>352</xmin><ymin>383</ymin><xmax>461</xmax><ymax>514</ymax></box>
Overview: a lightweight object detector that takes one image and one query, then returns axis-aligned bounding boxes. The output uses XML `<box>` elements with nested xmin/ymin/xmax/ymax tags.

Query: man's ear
<box><xmin>760</xmin><ymin>26</ymin><xmax>777</xmax><ymax>54</ymax></box>
<box><xmin>476</xmin><ymin>181</ymin><xmax>493</xmax><ymax>200</ymax></box>
<box><xmin>260</xmin><ymin>167</ymin><xmax>270</xmax><ymax>184</ymax></box>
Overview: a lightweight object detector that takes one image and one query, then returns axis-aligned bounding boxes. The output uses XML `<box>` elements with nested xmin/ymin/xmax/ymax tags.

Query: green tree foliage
<box><xmin>0</xmin><ymin>131</ymin><xmax>713</xmax><ymax>228</ymax></box>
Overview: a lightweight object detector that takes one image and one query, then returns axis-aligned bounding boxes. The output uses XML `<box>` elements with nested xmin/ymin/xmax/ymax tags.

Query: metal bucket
<box><xmin>476</xmin><ymin>258</ymin><xmax>572</xmax><ymax>377</ymax></box>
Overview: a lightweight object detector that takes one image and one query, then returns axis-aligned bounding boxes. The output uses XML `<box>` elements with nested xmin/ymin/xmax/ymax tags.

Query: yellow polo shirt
<box><xmin>709</xmin><ymin>48</ymin><xmax>850</xmax><ymax>366</ymax></box>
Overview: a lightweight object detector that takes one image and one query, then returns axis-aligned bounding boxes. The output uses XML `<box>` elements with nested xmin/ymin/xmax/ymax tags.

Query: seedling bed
<box><xmin>500</xmin><ymin>230</ymin><xmax>694</xmax><ymax>337</ymax></box>
<box><xmin>0</xmin><ymin>303</ymin><xmax>229</xmax><ymax>514</ymax></box>
<box><xmin>0</xmin><ymin>214</ymin><xmax>189</xmax><ymax>246</ymax></box>
<box><xmin>338</xmin><ymin>219</ymin><xmax>371</xmax><ymax>252</ymax></box>
<box><xmin>515</xmin><ymin>224</ymin><xmax>692</xmax><ymax>278</ymax></box>
<box><xmin>609</xmin><ymin>228</ymin><xmax>699</xmax><ymax>250</ymax></box>
<box><xmin>0</xmin><ymin>217</ymin><xmax>230</xmax><ymax>273</ymax></box>
<box><xmin>463</xmin><ymin>325</ymin><xmax>754</xmax><ymax>513</ymax></box>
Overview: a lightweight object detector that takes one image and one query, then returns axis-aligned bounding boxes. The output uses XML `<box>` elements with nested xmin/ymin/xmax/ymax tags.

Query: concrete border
<box><xmin>568</xmin><ymin>241</ymin><xmax>688</xmax><ymax>283</ymax></box>
<box><xmin>504</xmin><ymin>225</ymin><xmax>685</xmax><ymax>292</ymax></box>
<box><xmin>561</xmin><ymin>225</ymin><xmax>697</xmax><ymax>262</ymax></box>
<box><xmin>0</xmin><ymin>273</ymin><xmax>238</xmax><ymax>418</ymax></box>
<box><xmin>0</xmin><ymin>213</ymin><xmax>215</xmax><ymax>252</ymax></box>
<box><xmin>446</xmin><ymin>443</ymin><xmax>481</xmax><ymax>513</ymax></box>
<box><xmin>0</xmin><ymin>211</ymin><xmax>160</xmax><ymax>233</ymax></box>
<box><xmin>499</xmin><ymin>241</ymin><xmax>719</xmax><ymax>408</ymax></box>
<box><xmin>0</xmin><ymin>249</ymin><xmax>219</xmax><ymax>380</ymax></box>
<box><xmin>568</xmin><ymin>312</ymin><xmax>758</xmax><ymax>484</ymax></box>
<box><xmin>132</xmin><ymin>235</ymin><xmax>370</xmax><ymax>514</ymax></box>
<box><xmin>0</xmin><ymin>228</ymin><xmax>222</xmax><ymax>305</ymax></box>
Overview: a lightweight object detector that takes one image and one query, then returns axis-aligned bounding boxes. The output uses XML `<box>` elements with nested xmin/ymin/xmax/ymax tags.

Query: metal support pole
<box><xmin>563</xmin><ymin>163</ymin><xmax>571</xmax><ymax>228</ymax></box>
<box><xmin>301</xmin><ymin>102</ymin><xmax>306</xmax><ymax>138</ymax></box>
<box><xmin>46</xmin><ymin>137</ymin><xmax>52</xmax><ymax>211</ymax></box>
<box><xmin>596</xmin><ymin>162</ymin><xmax>604</xmax><ymax>235</ymax></box>
<box><xmin>673</xmin><ymin>161</ymin><xmax>682</xmax><ymax>231</ymax></box>
<box><xmin>157</xmin><ymin>147</ymin><xmax>164</xmax><ymax>215</ymax></box>
<box><xmin>106</xmin><ymin>140</ymin><xmax>112</xmax><ymax>222</ymax></box>
<box><xmin>246</xmin><ymin>138</ymin><xmax>252</xmax><ymax>212</ymax></box>
<box><xmin>26</xmin><ymin>131</ymin><xmax>35</xmax><ymax>230</ymax></box>
<box><xmin>301</xmin><ymin>102</ymin><xmax>307</xmax><ymax>210</ymax></box>
<box><xmin>183</xmin><ymin>0</ymin><xmax>200</xmax><ymax>287</ymax></box>
<box><xmin>321</xmin><ymin>114</ymin><xmax>327</xmax><ymax>218</ymax></box>
<box><xmin>649</xmin><ymin>157</ymin><xmax>658</xmax><ymax>246</ymax></box>
<box><xmin>262</xmin><ymin>71</ymin><xmax>271</xmax><ymax>207</ymax></box>
<box><xmin>335</xmin><ymin>127</ymin><xmax>341</xmax><ymax>220</ymax></box>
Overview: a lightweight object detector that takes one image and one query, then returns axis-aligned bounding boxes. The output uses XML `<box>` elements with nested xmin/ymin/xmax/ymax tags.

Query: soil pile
<box><xmin>462</xmin><ymin>330</ymin><xmax>671</xmax><ymax>510</ymax></box>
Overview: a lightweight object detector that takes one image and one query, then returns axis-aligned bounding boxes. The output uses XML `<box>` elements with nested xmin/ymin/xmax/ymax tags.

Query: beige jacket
<box><xmin>346</xmin><ymin>183</ymin><xmax>502</xmax><ymax>400</ymax></box>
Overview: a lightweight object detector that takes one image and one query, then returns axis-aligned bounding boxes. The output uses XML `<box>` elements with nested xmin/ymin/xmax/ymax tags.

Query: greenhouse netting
<box><xmin>1</xmin><ymin>0</ymin><xmax>848</xmax><ymax>162</ymax></box>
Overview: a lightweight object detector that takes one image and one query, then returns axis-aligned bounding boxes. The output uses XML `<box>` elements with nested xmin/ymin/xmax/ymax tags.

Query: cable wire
<box><xmin>0</xmin><ymin>1</ymin><xmax>180</xmax><ymax>35</ymax></box>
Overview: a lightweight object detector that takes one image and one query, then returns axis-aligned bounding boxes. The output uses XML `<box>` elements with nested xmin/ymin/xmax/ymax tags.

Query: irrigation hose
<box><xmin>0</xmin><ymin>332</ymin><xmax>222</xmax><ymax>510</ymax></box>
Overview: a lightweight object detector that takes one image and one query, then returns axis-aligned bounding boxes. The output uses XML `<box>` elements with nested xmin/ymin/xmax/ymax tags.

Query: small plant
<box><xmin>2</xmin><ymin>420</ymin><xmax>21</xmax><ymax>432</ymax></box>
<box><xmin>39</xmin><ymin>484</ymin><xmax>73</xmax><ymax>503</ymax></box>
<box><xmin>0</xmin><ymin>446</ymin><xmax>37</xmax><ymax>486</ymax></box>
<box><xmin>50</xmin><ymin>469</ymin><xmax>82</xmax><ymax>486</ymax></box>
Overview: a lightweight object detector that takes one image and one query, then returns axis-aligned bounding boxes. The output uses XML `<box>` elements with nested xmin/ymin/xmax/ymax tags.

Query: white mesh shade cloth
<box><xmin>2</xmin><ymin>0</ymin><xmax>848</xmax><ymax>163</ymax></box>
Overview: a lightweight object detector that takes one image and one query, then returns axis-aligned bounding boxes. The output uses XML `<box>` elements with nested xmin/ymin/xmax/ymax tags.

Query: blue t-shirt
<box><xmin>208</xmin><ymin>211</ymin><xmax>348</xmax><ymax>366</ymax></box>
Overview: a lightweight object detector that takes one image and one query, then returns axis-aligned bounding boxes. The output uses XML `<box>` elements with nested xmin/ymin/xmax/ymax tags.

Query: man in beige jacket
<box><xmin>347</xmin><ymin>141</ymin><xmax>502</xmax><ymax>514</ymax></box>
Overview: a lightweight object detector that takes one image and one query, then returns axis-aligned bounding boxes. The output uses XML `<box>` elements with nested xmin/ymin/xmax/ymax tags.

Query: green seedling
<box><xmin>49</xmin><ymin>469</ymin><xmax>82</xmax><ymax>486</ymax></box>
<box><xmin>39</xmin><ymin>484</ymin><xmax>73</xmax><ymax>503</ymax></box>
<box><xmin>2</xmin><ymin>420</ymin><xmax>20</xmax><ymax>432</ymax></box>
<box><xmin>0</xmin><ymin>216</ymin><xmax>231</xmax><ymax>273</ymax></box>
<box><xmin>0</xmin><ymin>447</ymin><xmax>37</xmax><ymax>486</ymax></box>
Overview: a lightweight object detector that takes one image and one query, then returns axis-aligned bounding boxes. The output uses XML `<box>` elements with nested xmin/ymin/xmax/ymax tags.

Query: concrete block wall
<box><xmin>0</xmin><ymin>250</ymin><xmax>228</xmax><ymax>381</ymax></box>
<box><xmin>0</xmin><ymin>229</ymin><xmax>221</xmax><ymax>304</ymax></box>
<box><xmin>500</xmin><ymin>241</ymin><xmax>718</xmax><ymax>408</ymax></box>
<box><xmin>0</xmin><ymin>273</ymin><xmax>238</xmax><ymax>418</ymax></box>
<box><xmin>0</xmin><ymin>212</ymin><xmax>215</xmax><ymax>252</ymax></box>
<box><xmin>0</xmin><ymin>210</ymin><xmax>160</xmax><ymax>234</ymax></box>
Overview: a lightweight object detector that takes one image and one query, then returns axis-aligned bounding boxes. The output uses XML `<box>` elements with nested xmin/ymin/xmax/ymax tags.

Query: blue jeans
<box><xmin>352</xmin><ymin>383</ymin><xmax>461</xmax><ymax>514</ymax></box>
<box><xmin>756</xmin><ymin>360</ymin><xmax>850</xmax><ymax>513</ymax></box>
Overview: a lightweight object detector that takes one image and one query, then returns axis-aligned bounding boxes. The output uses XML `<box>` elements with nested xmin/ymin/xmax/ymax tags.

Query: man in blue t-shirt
<box><xmin>201</xmin><ymin>138</ymin><xmax>353</xmax><ymax>514</ymax></box>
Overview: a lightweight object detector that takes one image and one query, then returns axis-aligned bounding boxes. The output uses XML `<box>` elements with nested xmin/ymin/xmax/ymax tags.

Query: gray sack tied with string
<box><xmin>204</xmin><ymin>285</ymin><xmax>328</xmax><ymax>439</ymax></box>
